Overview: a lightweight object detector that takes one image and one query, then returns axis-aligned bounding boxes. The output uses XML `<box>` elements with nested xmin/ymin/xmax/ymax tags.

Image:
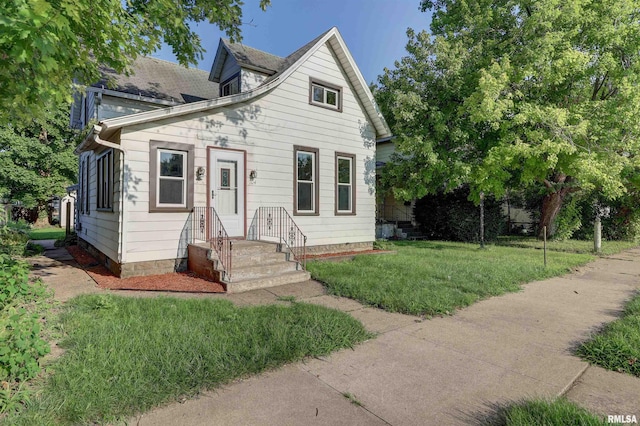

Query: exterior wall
<box><xmin>114</xmin><ymin>41</ymin><xmax>377</xmax><ymax>265</ymax></box>
<box><xmin>220</xmin><ymin>57</ymin><xmax>240</xmax><ymax>85</ymax></box>
<box><xmin>76</xmin><ymin>147</ymin><xmax>122</xmax><ymax>266</ymax></box>
<box><xmin>241</xmin><ymin>69</ymin><xmax>267</xmax><ymax>91</ymax></box>
<box><xmin>376</xmin><ymin>141</ymin><xmax>395</xmax><ymax>164</ymax></box>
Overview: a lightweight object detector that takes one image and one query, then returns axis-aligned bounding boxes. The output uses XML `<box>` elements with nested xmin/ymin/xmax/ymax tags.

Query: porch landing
<box><xmin>188</xmin><ymin>240</ymin><xmax>310</xmax><ymax>293</ymax></box>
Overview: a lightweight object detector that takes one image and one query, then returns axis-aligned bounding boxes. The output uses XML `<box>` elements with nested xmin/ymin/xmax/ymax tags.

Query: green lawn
<box><xmin>496</xmin><ymin>236</ymin><xmax>638</xmax><ymax>256</ymax></box>
<box><xmin>491</xmin><ymin>398</ymin><xmax>607</xmax><ymax>425</ymax></box>
<box><xmin>6</xmin><ymin>295</ymin><xmax>371</xmax><ymax>425</ymax></box>
<box><xmin>577</xmin><ymin>292</ymin><xmax>640</xmax><ymax>377</ymax></box>
<box><xmin>27</xmin><ymin>227</ymin><xmax>65</xmax><ymax>240</ymax></box>
<box><xmin>307</xmin><ymin>241</ymin><xmax>594</xmax><ymax>316</ymax></box>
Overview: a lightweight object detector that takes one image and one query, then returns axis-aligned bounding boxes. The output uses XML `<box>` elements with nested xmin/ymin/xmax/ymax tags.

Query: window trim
<box><xmin>335</xmin><ymin>152</ymin><xmax>356</xmax><ymax>215</ymax></box>
<box><xmin>309</xmin><ymin>77</ymin><xmax>342</xmax><ymax>112</ymax></box>
<box><xmin>96</xmin><ymin>149</ymin><xmax>114</xmax><ymax>211</ymax></box>
<box><xmin>149</xmin><ymin>141</ymin><xmax>194</xmax><ymax>213</ymax></box>
<box><xmin>220</xmin><ymin>72</ymin><xmax>241</xmax><ymax>97</ymax></box>
<box><xmin>293</xmin><ymin>145</ymin><xmax>319</xmax><ymax>216</ymax></box>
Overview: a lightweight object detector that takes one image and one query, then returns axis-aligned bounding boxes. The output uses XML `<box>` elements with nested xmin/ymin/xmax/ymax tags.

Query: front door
<box><xmin>209</xmin><ymin>149</ymin><xmax>245</xmax><ymax>237</ymax></box>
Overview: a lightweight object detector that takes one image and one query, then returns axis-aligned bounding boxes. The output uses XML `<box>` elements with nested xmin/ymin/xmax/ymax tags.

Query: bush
<box><xmin>0</xmin><ymin>255</ymin><xmax>50</xmax><ymax>384</ymax></box>
<box><xmin>413</xmin><ymin>186</ymin><xmax>505</xmax><ymax>242</ymax></box>
<box><xmin>0</xmin><ymin>221</ymin><xmax>31</xmax><ymax>257</ymax></box>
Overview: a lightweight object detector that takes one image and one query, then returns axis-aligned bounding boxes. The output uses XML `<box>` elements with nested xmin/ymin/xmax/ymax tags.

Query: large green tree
<box><xmin>0</xmin><ymin>0</ymin><xmax>270</xmax><ymax>124</ymax></box>
<box><xmin>376</xmin><ymin>0</ymin><xmax>640</xmax><ymax>237</ymax></box>
<box><xmin>0</xmin><ymin>102</ymin><xmax>79</xmax><ymax>212</ymax></box>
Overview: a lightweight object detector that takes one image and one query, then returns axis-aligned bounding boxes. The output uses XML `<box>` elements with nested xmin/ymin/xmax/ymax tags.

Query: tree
<box><xmin>0</xmin><ymin>0</ymin><xmax>270</xmax><ymax>124</ymax></box>
<box><xmin>375</xmin><ymin>0</ymin><xmax>640</xmax><ymax>238</ymax></box>
<box><xmin>0</xmin><ymin>101</ymin><xmax>79</xmax><ymax>217</ymax></box>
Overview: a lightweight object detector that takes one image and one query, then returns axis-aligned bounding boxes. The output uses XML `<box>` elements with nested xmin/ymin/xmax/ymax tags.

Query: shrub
<box><xmin>0</xmin><ymin>254</ymin><xmax>50</xmax><ymax>384</ymax></box>
<box><xmin>0</xmin><ymin>221</ymin><xmax>31</xmax><ymax>257</ymax></box>
<box><xmin>413</xmin><ymin>186</ymin><xmax>505</xmax><ymax>242</ymax></box>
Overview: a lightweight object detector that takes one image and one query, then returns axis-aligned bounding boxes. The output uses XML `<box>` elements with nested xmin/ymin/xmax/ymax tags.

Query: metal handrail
<box><xmin>192</xmin><ymin>206</ymin><xmax>233</xmax><ymax>281</ymax></box>
<box><xmin>249</xmin><ymin>207</ymin><xmax>307</xmax><ymax>269</ymax></box>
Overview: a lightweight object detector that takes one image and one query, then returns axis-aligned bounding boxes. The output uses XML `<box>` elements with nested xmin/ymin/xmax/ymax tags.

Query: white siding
<box><xmin>77</xmin><ymin>149</ymin><xmax>122</xmax><ymax>262</ymax></box>
<box><xmin>114</xmin><ymin>42</ymin><xmax>377</xmax><ymax>263</ymax></box>
<box><xmin>99</xmin><ymin>96</ymin><xmax>164</xmax><ymax>122</ymax></box>
<box><xmin>241</xmin><ymin>69</ymin><xmax>267</xmax><ymax>91</ymax></box>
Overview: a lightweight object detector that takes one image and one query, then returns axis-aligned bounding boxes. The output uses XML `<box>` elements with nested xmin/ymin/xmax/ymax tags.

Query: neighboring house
<box><xmin>72</xmin><ymin>27</ymin><xmax>391</xmax><ymax>290</ymax></box>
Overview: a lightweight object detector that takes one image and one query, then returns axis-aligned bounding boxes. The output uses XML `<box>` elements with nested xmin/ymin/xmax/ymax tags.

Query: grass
<box><xmin>27</xmin><ymin>227</ymin><xmax>65</xmax><ymax>240</ymax></box>
<box><xmin>577</xmin><ymin>292</ymin><xmax>640</xmax><ymax>377</ymax></box>
<box><xmin>5</xmin><ymin>294</ymin><xmax>371</xmax><ymax>425</ymax></box>
<box><xmin>491</xmin><ymin>398</ymin><xmax>606</xmax><ymax>425</ymax></box>
<box><xmin>307</xmin><ymin>240</ymin><xmax>594</xmax><ymax>316</ymax></box>
<box><xmin>496</xmin><ymin>236</ymin><xmax>638</xmax><ymax>256</ymax></box>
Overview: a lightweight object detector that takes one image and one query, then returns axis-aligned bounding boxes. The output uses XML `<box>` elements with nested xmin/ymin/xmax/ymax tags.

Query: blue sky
<box><xmin>152</xmin><ymin>0</ymin><xmax>432</xmax><ymax>85</ymax></box>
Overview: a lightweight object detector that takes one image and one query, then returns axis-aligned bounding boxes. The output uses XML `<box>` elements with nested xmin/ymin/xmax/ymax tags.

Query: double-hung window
<box><xmin>149</xmin><ymin>141</ymin><xmax>194</xmax><ymax>212</ymax></box>
<box><xmin>335</xmin><ymin>153</ymin><xmax>355</xmax><ymax>215</ymax></box>
<box><xmin>309</xmin><ymin>78</ymin><xmax>342</xmax><ymax>111</ymax></box>
<box><xmin>158</xmin><ymin>149</ymin><xmax>186</xmax><ymax>207</ymax></box>
<box><xmin>294</xmin><ymin>146</ymin><xmax>319</xmax><ymax>215</ymax></box>
<box><xmin>96</xmin><ymin>149</ymin><xmax>114</xmax><ymax>210</ymax></box>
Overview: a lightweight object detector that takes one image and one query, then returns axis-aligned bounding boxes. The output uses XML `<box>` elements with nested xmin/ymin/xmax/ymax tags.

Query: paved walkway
<box><xmin>29</xmin><ymin>241</ymin><xmax>640</xmax><ymax>425</ymax></box>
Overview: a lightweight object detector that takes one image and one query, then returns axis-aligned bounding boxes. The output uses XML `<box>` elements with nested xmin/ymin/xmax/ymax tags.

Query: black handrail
<box><xmin>249</xmin><ymin>207</ymin><xmax>307</xmax><ymax>269</ymax></box>
<box><xmin>193</xmin><ymin>206</ymin><xmax>233</xmax><ymax>281</ymax></box>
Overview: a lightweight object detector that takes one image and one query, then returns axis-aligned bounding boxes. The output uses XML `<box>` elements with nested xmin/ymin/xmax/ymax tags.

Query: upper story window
<box><xmin>309</xmin><ymin>78</ymin><xmax>342</xmax><ymax>112</ymax></box>
<box><xmin>220</xmin><ymin>73</ymin><xmax>240</xmax><ymax>97</ymax></box>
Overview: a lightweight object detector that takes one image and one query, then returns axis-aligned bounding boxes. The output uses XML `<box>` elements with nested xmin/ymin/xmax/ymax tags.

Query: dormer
<box><xmin>208</xmin><ymin>39</ymin><xmax>284</xmax><ymax>96</ymax></box>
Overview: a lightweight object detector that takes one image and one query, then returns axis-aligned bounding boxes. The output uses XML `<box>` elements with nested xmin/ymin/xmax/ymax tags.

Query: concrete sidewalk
<box><xmin>31</xmin><ymin>241</ymin><xmax>640</xmax><ymax>425</ymax></box>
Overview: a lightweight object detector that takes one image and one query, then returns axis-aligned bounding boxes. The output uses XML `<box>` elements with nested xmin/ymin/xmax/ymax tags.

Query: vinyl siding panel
<box><xmin>99</xmin><ymin>96</ymin><xmax>165</xmax><ymax>121</ymax></box>
<box><xmin>76</xmin><ymin>149</ymin><xmax>122</xmax><ymax>262</ymax></box>
<box><xmin>109</xmin><ymin>41</ymin><xmax>377</xmax><ymax>263</ymax></box>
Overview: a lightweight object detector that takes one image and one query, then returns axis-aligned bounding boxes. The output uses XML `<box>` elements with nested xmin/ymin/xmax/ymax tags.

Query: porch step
<box><xmin>226</xmin><ymin>270</ymin><xmax>311</xmax><ymax>293</ymax></box>
<box><xmin>188</xmin><ymin>240</ymin><xmax>309</xmax><ymax>293</ymax></box>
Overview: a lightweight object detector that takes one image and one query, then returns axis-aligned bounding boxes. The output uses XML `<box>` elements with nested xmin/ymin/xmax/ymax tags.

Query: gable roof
<box><xmin>78</xmin><ymin>27</ymin><xmax>391</xmax><ymax>153</ymax></box>
<box><xmin>96</xmin><ymin>56</ymin><xmax>219</xmax><ymax>104</ymax></box>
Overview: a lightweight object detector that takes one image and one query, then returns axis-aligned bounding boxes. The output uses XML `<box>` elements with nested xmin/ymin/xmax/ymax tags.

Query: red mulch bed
<box><xmin>66</xmin><ymin>245</ymin><xmax>225</xmax><ymax>293</ymax></box>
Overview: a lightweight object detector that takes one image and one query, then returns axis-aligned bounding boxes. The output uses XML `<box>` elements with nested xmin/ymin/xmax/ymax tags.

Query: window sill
<box><xmin>96</xmin><ymin>208</ymin><xmax>114</xmax><ymax>213</ymax></box>
<box><xmin>335</xmin><ymin>212</ymin><xmax>356</xmax><ymax>216</ymax></box>
<box><xmin>293</xmin><ymin>212</ymin><xmax>319</xmax><ymax>216</ymax></box>
<box><xmin>309</xmin><ymin>101</ymin><xmax>342</xmax><ymax>112</ymax></box>
<box><xmin>149</xmin><ymin>207</ymin><xmax>191</xmax><ymax>213</ymax></box>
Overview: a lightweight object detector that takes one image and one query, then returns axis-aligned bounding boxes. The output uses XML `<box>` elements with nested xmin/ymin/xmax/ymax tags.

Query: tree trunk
<box><xmin>538</xmin><ymin>190</ymin><xmax>567</xmax><ymax>239</ymax></box>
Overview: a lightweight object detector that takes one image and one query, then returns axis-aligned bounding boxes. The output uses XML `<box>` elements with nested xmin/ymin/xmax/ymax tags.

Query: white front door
<box><xmin>209</xmin><ymin>149</ymin><xmax>245</xmax><ymax>237</ymax></box>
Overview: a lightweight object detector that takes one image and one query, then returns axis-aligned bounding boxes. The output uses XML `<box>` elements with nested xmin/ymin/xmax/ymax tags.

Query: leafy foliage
<box><xmin>0</xmin><ymin>255</ymin><xmax>50</xmax><ymax>387</ymax></box>
<box><xmin>375</xmin><ymin>0</ymin><xmax>640</xmax><ymax>236</ymax></box>
<box><xmin>0</xmin><ymin>222</ymin><xmax>30</xmax><ymax>257</ymax></box>
<box><xmin>0</xmin><ymin>102</ymin><xmax>79</xmax><ymax>209</ymax></box>
<box><xmin>0</xmin><ymin>0</ymin><xmax>271</xmax><ymax>124</ymax></box>
<box><xmin>413</xmin><ymin>186</ymin><xmax>505</xmax><ymax>242</ymax></box>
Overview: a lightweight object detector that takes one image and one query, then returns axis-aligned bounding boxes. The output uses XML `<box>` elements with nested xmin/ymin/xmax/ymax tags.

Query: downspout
<box><xmin>88</xmin><ymin>125</ymin><xmax>127</xmax><ymax>265</ymax></box>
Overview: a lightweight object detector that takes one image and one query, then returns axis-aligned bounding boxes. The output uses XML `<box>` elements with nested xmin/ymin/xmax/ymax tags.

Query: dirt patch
<box><xmin>66</xmin><ymin>245</ymin><xmax>225</xmax><ymax>293</ymax></box>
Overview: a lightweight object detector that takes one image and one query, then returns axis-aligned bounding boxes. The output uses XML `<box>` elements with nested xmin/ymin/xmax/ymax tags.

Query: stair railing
<box><xmin>193</xmin><ymin>206</ymin><xmax>233</xmax><ymax>281</ymax></box>
<box><xmin>249</xmin><ymin>207</ymin><xmax>307</xmax><ymax>269</ymax></box>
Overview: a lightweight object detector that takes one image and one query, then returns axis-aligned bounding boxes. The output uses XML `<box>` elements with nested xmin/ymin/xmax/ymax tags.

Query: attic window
<box><xmin>220</xmin><ymin>73</ymin><xmax>240</xmax><ymax>97</ymax></box>
<box><xmin>309</xmin><ymin>78</ymin><xmax>342</xmax><ymax>112</ymax></box>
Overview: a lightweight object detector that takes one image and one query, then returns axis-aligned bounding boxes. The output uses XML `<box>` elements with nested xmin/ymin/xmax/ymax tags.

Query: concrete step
<box><xmin>230</xmin><ymin>259</ymin><xmax>299</xmax><ymax>281</ymax></box>
<box><xmin>226</xmin><ymin>270</ymin><xmax>311</xmax><ymax>293</ymax></box>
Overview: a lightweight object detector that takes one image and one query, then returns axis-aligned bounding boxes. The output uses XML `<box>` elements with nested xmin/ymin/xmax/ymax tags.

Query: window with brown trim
<box><xmin>294</xmin><ymin>145</ymin><xmax>319</xmax><ymax>215</ymax></box>
<box><xmin>335</xmin><ymin>152</ymin><xmax>356</xmax><ymax>215</ymax></box>
<box><xmin>149</xmin><ymin>141</ymin><xmax>194</xmax><ymax>212</ymax></box>
<box><xmin>309</xmin><ymin>78</ymin><xmax>342</xmax><ymax>112</ymax></box>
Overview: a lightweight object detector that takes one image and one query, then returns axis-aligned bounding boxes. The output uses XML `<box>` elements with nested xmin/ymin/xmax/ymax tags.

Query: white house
<box><xmin>73</xmin><ymin>27</ymin><xmax>391</xmax><ymax>290</ymax></box>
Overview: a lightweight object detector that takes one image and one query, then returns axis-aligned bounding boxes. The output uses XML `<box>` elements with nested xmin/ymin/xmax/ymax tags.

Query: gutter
<box><xmin>77</xmin><ymin>125</ymin><xmax>128</xmax><ymax>266</ymax></box>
